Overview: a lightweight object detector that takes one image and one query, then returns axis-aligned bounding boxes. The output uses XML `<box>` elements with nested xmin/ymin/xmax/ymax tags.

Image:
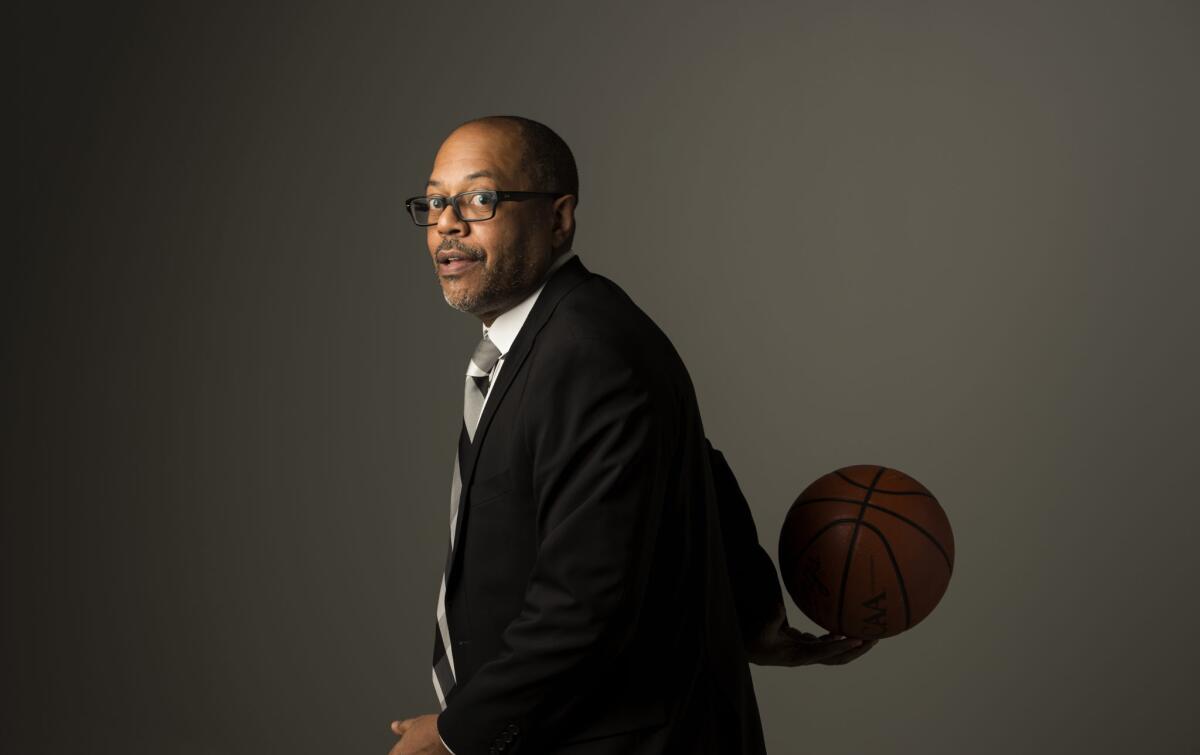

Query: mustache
<box><xmin>437</xmin><ymin>239</ymin><xmax>484</xmax><ymax>260</ymax></box>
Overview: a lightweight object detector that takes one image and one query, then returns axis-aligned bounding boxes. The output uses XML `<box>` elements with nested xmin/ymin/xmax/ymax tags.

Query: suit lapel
<box><xmin>449</xmin><ymin>255</ymin><xmax>591</xmax><ymax>578</ymax></box>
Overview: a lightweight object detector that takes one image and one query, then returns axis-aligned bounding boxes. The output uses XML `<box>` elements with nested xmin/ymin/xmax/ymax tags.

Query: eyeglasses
<box><xmin>404</xmin><ymin>190</ymin><xmax>564</xmax><ymax>226</ymax></box>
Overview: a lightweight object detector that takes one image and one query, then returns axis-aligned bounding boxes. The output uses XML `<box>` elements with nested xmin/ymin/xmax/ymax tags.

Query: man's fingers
<box><xmin>821</xmin><ymin>638</ymin><xmax>879</xmax><ymax>665</ymax></box>
<box><xmin>810</xmin><ymin>637</ymin><xmax>866</xmax><ymax>660</ymax></box>
<box><xmin>779</xmin><ymin>634</ymin><xmax>866</xmax><ymax>665</ymax></box>
<box><xmin>781</xmin><ymin>626</ymin><xmax>817</xmax><ymax>642</ymax></box>
<box><xmin>769</xmin><ymin>627</ymin><xmax>881</xmax><ymax>666</ymax></box>
<box><xmin>391</xmin><ymin>718</ymin><xmax>414</xmax><ymax>736</ymax></box>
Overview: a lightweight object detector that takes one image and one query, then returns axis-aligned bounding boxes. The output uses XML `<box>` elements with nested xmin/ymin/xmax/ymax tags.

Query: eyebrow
<box><xmin>426</xmin><ymin>170</ymin><xmax>496</xmax><ymax>189</ymax></box>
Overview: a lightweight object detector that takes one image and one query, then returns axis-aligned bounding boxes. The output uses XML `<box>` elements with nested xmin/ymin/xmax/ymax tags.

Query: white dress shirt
<box><xmin>472</xmin><ymin>249</ymin><xmax>578</xmax><ymax>414</ymax></box>
<box><xmin>438</xmin><ymin>248</ymin><xmax>577</xmax><ymax>755</ymax></box>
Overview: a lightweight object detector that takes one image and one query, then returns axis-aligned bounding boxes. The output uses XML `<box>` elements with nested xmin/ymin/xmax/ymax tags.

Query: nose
<box><xmin>435</xmin><ymin>199</ymin><xmax>468</xmax><ymax>238</ymax></box>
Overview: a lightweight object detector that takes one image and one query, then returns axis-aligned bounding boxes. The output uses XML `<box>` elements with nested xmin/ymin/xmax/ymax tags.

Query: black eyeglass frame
<box><xmin>404</xmin><ymin>190</ymin><xmax>565</xmax><ymax>226</ymax></box>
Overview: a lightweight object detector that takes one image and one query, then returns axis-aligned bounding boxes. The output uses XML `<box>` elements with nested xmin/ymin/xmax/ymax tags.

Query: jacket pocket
<box><xmin>468</xmin><ymin>467</ymin><xmax>513</xmax><ymax>507</ymax></box>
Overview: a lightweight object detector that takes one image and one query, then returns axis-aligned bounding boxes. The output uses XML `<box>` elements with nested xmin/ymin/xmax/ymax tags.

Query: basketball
<box><xmin>778</xmin><ymin>465</ymin><xmax>954</xmax><ymax>639</ymax></box>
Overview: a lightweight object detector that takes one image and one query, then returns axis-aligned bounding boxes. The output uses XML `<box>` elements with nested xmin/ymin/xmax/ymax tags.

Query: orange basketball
<box><xmin>778</xmin><ymin>465</ymin><xmax>954</xmax><ymax>639</ymax></box>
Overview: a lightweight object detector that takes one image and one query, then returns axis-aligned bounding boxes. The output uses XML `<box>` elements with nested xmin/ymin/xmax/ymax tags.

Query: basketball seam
<box><xmin>791</xmin><ymin>496</ymin><xmax>953</xmax><ymax>572</ymax></box>
<box><xmin>836</xmin><ymin>467</ymin><xmax>887</xmax><ymax>636</ymax></box>
<box><xmin>834</xmin><ymin>469</ymin><xmax>933</xmax><ymax>497</ymax></box>
<box><xmin>858</xmin><ymin>521</ymin><xmax>912</xmax><ymax>632</ymax></box>
<box><xmin>780</xmin><ymin>518</ymin><xmax>859</xmax><ymax>565</ymax></box>
<box><xmin>780</xmin><ymin>518</ymin><xmax>857</xmax><ymax>627</ymax></box>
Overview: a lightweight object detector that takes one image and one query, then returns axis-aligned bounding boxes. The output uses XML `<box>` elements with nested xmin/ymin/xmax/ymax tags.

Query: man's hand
<box><xmin>387</xmin><ymin>714</ymin><xmax>450</xmax><ymax>755</ymax></box>
<box><xmin>746</xmin><ymin>601</ymin><xmax>878</xmax><ymax>666</ymax></box>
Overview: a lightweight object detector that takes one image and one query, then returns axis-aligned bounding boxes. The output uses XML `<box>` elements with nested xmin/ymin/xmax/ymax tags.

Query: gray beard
<box><xmin>441</xmin><ymin>250</ymin><xmax>533</xmax><ymax>316</ymax></box>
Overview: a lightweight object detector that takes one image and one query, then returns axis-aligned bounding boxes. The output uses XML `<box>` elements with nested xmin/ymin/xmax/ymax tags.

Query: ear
<box><xmin>550</xmin><ymin>194</ymin><xmax>577</xmax><ymax>251</ymax></box>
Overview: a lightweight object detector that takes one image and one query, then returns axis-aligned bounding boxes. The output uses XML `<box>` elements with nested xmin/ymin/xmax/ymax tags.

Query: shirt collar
<box><xmin>483</xmin><ymin>249</ymin><xmax>578</xmax><ymax>355</ymax></box>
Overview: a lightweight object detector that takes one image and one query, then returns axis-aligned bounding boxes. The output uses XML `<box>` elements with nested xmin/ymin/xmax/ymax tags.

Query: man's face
<box><xmin>425</xmin><ymin>124</ymin><xmax>555</xmax><ymax>325</ymax></box>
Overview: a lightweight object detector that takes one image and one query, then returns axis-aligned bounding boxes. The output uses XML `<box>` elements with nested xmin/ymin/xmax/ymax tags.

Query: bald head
<box><xmin>454</xmin><ymin>115</ymin><xmax>579</xmax><ymax>205</ymax></box>
<box><xmin>422</xmin><ymin>115</ymin><xmax>579</xmax><ymax>326</ymax></box>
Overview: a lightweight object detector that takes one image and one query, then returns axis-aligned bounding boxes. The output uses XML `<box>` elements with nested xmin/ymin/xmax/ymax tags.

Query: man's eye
<box><xmin>428</xmin><ymin>197</ymin><xmax>446</xmax><ymax>209</ymax></box>
<box><xmin>471</xmin><ymin>193</ymin><xmax>495</xmax><ymax>206</ymax></box>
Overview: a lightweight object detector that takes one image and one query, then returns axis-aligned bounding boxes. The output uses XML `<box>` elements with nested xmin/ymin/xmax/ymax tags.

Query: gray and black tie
<box><xmin>433</xmin><ymin>332</ymin><xmax>503</xmax><ymax>710</ymax></box>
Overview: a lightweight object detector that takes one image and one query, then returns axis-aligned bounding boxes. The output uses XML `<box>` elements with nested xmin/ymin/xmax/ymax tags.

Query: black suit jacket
<box><xmin>437</xmin><ymin>255</ymin><xmax>782</xmax><ymax>754</ymax></box>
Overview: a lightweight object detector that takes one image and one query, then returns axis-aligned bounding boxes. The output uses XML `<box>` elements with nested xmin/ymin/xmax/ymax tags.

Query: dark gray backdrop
<box><xmin>10</xmin><ymin>2</ymin><xmax>1199</xmax><ymax>753</ymax></box>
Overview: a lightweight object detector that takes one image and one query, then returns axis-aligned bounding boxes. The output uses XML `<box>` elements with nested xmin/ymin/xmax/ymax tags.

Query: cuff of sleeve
<box><xmin>437</xmin><ymin>716</ymin><xmax>456</xmax><ymax>755</ymax></box>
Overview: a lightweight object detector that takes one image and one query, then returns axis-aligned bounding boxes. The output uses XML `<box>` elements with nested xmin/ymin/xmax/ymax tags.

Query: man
<box><xmin>389</xmin><ymin>116</ymin><xmax>874</xmax><ymax>755</ymax></box>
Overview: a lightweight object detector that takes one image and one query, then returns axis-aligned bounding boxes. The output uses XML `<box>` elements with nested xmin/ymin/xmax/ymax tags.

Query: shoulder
<box><xmin>533</xmin><ymin>272</ymin><xmax>676</xmax><ymax>370</ymax></box>
<box><xmin>519</xmin><ymin>269</ymin><xmax>712</xmax><ymax>455</ymax></box>
<box><xmin>547</xmin><ymin>272</ymin><xmax>676</xmax><ymax>357</ymax></box>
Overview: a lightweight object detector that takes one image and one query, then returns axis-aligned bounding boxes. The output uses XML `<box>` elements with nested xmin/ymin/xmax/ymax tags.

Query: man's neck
<box><xmin>477</xmin><ymin>249</ymin><xmax>576</xmax><ymax>328</ymax></box>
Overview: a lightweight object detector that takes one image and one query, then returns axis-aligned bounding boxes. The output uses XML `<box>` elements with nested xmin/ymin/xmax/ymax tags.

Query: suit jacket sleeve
<box><xmin>437</xmin><ymin>335</ymin><xmax>672</xmax><ymax>753</ymax></box>
<box><xmin>705</xmin><ymin>439</ymin><xmax>785</xmax><ymax>645</ymax></box>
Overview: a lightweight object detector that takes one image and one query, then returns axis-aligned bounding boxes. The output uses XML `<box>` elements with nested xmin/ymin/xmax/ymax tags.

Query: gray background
<box><xmin>10</xmin><ymin>1</ymin><xmax>1199</xmax><ymax>753</ymax></box>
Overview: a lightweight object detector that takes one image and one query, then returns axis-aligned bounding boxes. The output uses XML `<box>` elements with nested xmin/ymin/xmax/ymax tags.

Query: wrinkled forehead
<box><xmin>427</xmin><ymin>123</ymin><xmax>530</xmax><ymax>191</ymax></box>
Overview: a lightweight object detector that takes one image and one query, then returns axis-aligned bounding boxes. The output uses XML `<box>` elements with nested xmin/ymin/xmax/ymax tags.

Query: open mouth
<box><xmin>439</xmin><ymin>256</ymin><xmax>480</xmax><ymax>274</ymax></box>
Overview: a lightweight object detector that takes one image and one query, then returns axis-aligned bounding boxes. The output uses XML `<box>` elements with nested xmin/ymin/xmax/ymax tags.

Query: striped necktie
<box><xmin>432</xmin><ymin>333</ymin><xmax>503</xmax><ymax>709</ymax></box>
